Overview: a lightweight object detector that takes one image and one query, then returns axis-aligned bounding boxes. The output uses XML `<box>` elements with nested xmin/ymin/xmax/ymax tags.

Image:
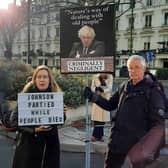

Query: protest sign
<box><xmin>60</xmin><ymin>5</ymin><xmax>115</xmax><ymax>73</ymax></box>
<box><xmin>18</xmin><ymin>92</ymin><xmax>64</xmax><ymax>126</ymax></box>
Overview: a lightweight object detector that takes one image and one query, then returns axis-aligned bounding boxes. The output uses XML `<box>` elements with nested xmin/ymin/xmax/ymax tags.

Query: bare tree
<box><xmin>0</xmin><ymin>0</ymin><xmax>115</xmax><ymax>60</ymax></box>
<box><xmin>0</xmin><ymin>1</ymin><xmax>27</xmax><ymax>60</ymax></box>
<box><xmin>74</xmin><ymin>0</ymin><xmax>114</xmax><ymax>6</ymax></box>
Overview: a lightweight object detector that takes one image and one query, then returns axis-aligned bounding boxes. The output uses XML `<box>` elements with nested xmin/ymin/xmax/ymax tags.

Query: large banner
<box><xmin>18</xmin><ymin>92</ymin><xmax>64</xmax><ymax>126</ymax></box>
<box><xmin>60</xmin><ymin>5</ymin><xmax>115</xmax><ymax>73</ymax></box>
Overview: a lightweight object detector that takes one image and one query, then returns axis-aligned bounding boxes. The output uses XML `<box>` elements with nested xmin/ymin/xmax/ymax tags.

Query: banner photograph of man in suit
<box><xmin>69</xmin><ymin>25</ymin><xmax>105</xmax><ymax>58</ymax></box>
<box><xmin>60</xmin><ymin>5</ymin><xmax>115</xmax><ymax>73</ymax></box>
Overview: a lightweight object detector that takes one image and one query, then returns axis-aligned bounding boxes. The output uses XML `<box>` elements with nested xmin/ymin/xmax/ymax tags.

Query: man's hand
<box><xmin>84</xmin><ymin>87</ymin><xmax>93</xmax><ymax>101</ymax></box>
<box><xmin>95</xmin><ymin>87</ymin><xmax>104</xmax><ymax>93</ymax></box>
<box><xmin>64</xmin><ymin>104</ymin><xmax>68</xmax><ymax>114</ymax></box>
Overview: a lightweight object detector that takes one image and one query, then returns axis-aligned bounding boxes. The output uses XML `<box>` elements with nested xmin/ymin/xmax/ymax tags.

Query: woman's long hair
<box><xmin>22</xmin><ymin>65</ymin><xmax>61</xmax><ymax>93</ymax></box>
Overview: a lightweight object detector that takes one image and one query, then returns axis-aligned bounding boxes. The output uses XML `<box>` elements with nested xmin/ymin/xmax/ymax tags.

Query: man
<box><xmin>84</xmin><ymin>55</ymin><xmax>165</xmax><ymax>168</ymax></box>
<box><xmin>69</xmin><ymin>25</ymin><xmax>104</xmax><ymax>58</ymax></box>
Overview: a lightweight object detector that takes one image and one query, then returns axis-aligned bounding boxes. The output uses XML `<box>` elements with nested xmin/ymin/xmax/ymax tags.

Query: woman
<box><xmin>11</xmin><ymin>65</ymin><xmax>67</xmax><ymax>168</ymax></box>
<box><xmin>91</xmin><ymin>73</ymin><xmax>113</xmax><ymax>142</ymax></box>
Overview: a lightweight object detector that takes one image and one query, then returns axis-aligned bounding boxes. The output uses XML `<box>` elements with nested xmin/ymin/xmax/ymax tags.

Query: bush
<box><xmin>0</xmin><ymin>60</ymin><xmax>32</xmax><ymax>100</ymax></box>
<box><xmin>56</xmin><ymin>75</ymin><xmax>84</xmax><ymax>108</ymax></box>
<box><xmin>156</xmin><ymin>68</ymin><xmax>168</xmax><ymax>80</ymax></box>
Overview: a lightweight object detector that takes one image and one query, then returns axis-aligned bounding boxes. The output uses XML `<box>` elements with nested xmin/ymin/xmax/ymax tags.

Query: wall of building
<box><xmin>0</xmin><ymin>0</ymin><xmax>168</xmax><ymax>70</ymax></box>
<box><xmin>116</xmin><ymin>0</ymin><xmax>168</xmax><ymax>68</ymax></box>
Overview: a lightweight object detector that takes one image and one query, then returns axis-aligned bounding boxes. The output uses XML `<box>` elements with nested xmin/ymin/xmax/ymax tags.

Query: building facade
<box><xmin>116</xmin><ymin>0</ymin><xmax>168</xmax><ymax>69</ymax></box>
<box><xmin>0</xmin><ymin>0</ymin><xmax>78</xmax><ymax>69</ymax></box>
<box><xmin>12</xmin><ymin>0</ymin><xmax>62</xmax><ymax>69</ymax></box>
<box><xmin>0</xmin><ymin>0</ymin><xmax>168</xmax><ymax>70</ymax></box>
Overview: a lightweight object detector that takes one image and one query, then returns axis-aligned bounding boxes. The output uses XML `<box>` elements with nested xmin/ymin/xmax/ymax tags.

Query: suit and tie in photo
<box><xmin>68</xmin><ymin>25</ymin><xmax>105</xmax><ymax>58</ymax></box>
<box><xmin>69</xmin><ymin>40</ymin><xmax>105</xmax><ymax>58</ymax></box>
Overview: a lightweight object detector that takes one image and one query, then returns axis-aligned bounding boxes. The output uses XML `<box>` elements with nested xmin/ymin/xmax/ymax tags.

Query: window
<box><xmin>17</xmin><ymin>31</ymin><xmax>21</xmax><ymax>41</ymax></box>
<box><xmin>55</xmin><ymin>59</ymin><xmax>60</xmax><ymax>68</ymax></box>
<box><xmin>24</xmin><ymin>45</ymin><xmax>27</xmax><ymax>51</ymax></box>
<box><xmin>47</xmin><ymin>27</ymin><xmax>50</xmax><ymax>38</ymax></box>
<box><xmin>147</xmin><ymin>0</ymin><xmax>152</xmax><ymax>6</ymax></box>
<box><xmin>166</xmin><ymin>0</ymin><xmax>168</xmax><ymax>4</ymax></box>
<box><xmin>31</xmin><ymin>18</ymin><xmax>36</xmax><ymax>24</ymax></box>
<box><xmin>164</xmin><ymin>13</ymin><xmax>168</xmax><ymax>25</ymax></box>
<box><xmin>128</xmin><ymin>17</ymin><xmax>134</xmax><ymax>30</ymax></box>
<box><xmin>116</xmin><ymin>59</ymin><xmax>119</xmax><ymax>66</ymax></box>
<box><xmin>44</xmin><ymin>59</ymin><xmax>48</xmax><ymax>65</ymax></box>
<box><xmin>29</xmin><ymin>59</ymin><xmax>32</xmax><ymax>64</ymax></box>
<box><xmin>39</xmin><ymin>27</ymin><xmax>43</xmax><ymax>39</ymax></box>
<box><xmin>116</xmin><ymin>20</ymin><xmax>119</xmax><ymax>31</ymax></box>
<box><xmin>18</xmin><ymin>45</ymin><xmax>21</xmax><ymax>52</ymax></box>
<box><xmin>145</xmin><ymin>15</ymin><xmax>152</xmax><ymax>28</ymax></box>
<box><xmin>55</xmin><ymin>13</ymin><xmax>60</xmax><ymax>22</ymax></box>
<box><xmin>121</xmin><ymin>59</ymin><xmax>126</xmax><ymax>66</ymax></box>
<box><xmin>53</xmin><ymin>59</ymin><xmax>59</xmax><ymax>67</ymax></box>
<box><xmin>31</xmin><ymin>44</ymin><xmax>35</xmax><ymax>50</ymax></box>
<box><xmin>24</xmin><ymin>30</ymin><xmax>27</xmax><ymax>41</ymax></box>
<box><xmin>55</xmin><ymin>27</ymin><xmax>60</xmax><ymax>37</ymax></box>
<box><xmin>47</xmin><ymin>14</ymin><xmax>50</xmax><ymax>23</ymax></box>
<box><xmin>22</xmin><ymin>51</ymin><xmax>27</xmax><ymax>56</ymax></box>
<box><xmin>23</xmin><ymin>59</ymin><xmax>27</xmax><ymax>63</ymax></box>
<box><xmin>46</xmin><ymin>43</ymin><xmax>50</xmax><ymax>50</ymax></box>
<box><xmin>31</xmin><ymin>29</ymin><xmax>35</xmax><ymax>40</ymax></box>
<box><xmin>39</xmin><ymin>44</ymin><xmax>43</xmax><ymax>49</ymax></box>
<box><xmin>128</xmin><ymin>38</ymin><xmax>133</xmax><ymax>51</ymax></box>
<box><xmin>53</xmin><ymin>59</ymin><xmax>56</xmax><ymax>66</ymax></box>
<box><xmin>163</xmin><ymin>61</ymin><xmax>168</xmax><ymax>68</ymax></box>
<box><xmin>39</xmin><ymin>59</ymin><xmax>43</xmax><ymax>65</ymax></box>
<box><xmin>144</xmin><ymin>42</ymin><xmax>150</xmax><ymax>50</ymax></box>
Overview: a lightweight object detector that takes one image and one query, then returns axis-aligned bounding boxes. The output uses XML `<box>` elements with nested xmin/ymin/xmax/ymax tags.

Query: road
<box><xmin>1</xmin><ymin>135</ymin><xmax>168</xmax><ymax>168</ymax></box>
<box><xmin>0</xmin><ymin>135</ymin><xmax>104</xmax><ymax>168</ymax></box>
<box><xmin>61</xmin><ymin>152</ymin><xmax>104</xmax><ymax>168</ymax></box>
<box><xmin>0</xmin><ymin>135</ymin><xmax>14</xmax><ymax>168</ymax></box>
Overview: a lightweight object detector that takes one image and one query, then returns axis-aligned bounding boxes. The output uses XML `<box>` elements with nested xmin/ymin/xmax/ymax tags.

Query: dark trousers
<box><xmin>92</xmin><ymin>121</ymin><xmax>105</xmax><ymax>140</ymax></box>
<box><xmin>104</xmin><ymin>148</ymin><xmax>126</xmax><ymax>168</ymax></box>
<box><xmin>12</xmin><ymin>132</ymin><xmax>60</xmax><ymax>168</ymax></box>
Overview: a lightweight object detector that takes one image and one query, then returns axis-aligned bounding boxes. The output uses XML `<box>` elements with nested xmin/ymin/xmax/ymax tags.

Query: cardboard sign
<box><xmin>18</xmin><ymin>92</ymin><xmax>64</xmax><ymax>126</ymax></box>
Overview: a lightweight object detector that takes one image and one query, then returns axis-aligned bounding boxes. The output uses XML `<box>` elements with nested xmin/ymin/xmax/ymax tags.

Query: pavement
<box><xmin>58</xmin><ymin>106</ymin><xmax>168</xmax><ymax>167</ymax></box>
<box><xmin>1</xmin><ymin>104</ymin><xmax>168</xmax><ymax>154</ymax></box>
<box><xmin>59</xmin><ymin>104</ymin><xmax>110</xmax><ymax>154</ymax></box>
<box><xmin>59</xmin><ymin>105</ymin><xmax>168</xmax><ymax>157</ymax></box>
<box><xmin>1</xmin><ymin>104</ymin><xmax>168</xmax><ymax>167</ymax></box>
<box><xmin>0</xmin><ymin>104</ymin><xmax>110</xmax><ymax>154</ymax></box>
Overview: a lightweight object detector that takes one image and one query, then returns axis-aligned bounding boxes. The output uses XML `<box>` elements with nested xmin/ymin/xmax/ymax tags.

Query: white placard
<box><xmin>18</xmin><ymin>92</ymin><xmax>64</xmax><ymax>126</ymax></box>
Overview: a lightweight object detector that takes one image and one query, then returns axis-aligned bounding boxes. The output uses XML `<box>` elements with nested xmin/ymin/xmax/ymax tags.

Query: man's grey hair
<box><xmin>127</xmin><ymin>55</ymin><xmax>146</xmax><ymax>68</ymax></box>
<box><xmin>78</xmin><ymin>25</ymin><xmax>96</xmax><ymax>39</ymax></box>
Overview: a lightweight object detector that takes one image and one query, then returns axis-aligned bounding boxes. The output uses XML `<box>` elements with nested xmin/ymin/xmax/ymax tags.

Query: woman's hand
<box><xmin>34</xmin><ymin>105</ymin><xmax>68</xmax><ymax>132</ymax></box>
<box><xmin>64</xmin><ymin>104</ymin><xmax>68</xmax><ymax>114</ymax></box>
<box><xmin>35</xmin><ymin>125</ymin><xmax>52</xmax><ymax>132</ymax></box>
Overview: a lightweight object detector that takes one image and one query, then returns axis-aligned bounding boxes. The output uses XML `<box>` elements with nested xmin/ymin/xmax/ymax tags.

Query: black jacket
<box><xmin>11</xmin><ymin>86</ymin><xmax>63</xmax><ymax>168</ymax></box>
<box><xmin>69</xmin><ymin>40</ymin><xmax>105</xmax><ymax>58</ymax></box>
<box><xmin>93</xmin><ymin>78</ymin><xmax>165</xmax><ymax>153</ymax></box>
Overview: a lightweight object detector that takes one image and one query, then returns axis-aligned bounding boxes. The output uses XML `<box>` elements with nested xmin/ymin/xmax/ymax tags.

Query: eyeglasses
<box><xmin>128</xmin><ymin>66</ymin><xmax>143</xmax><ymax>72</ymax></box>
<box><xmin>36</xmin><ymin>75</ymin><xmax>49</xmax><ymax>80</ymax></box>
<box><xmin>81</xmin><ymin>36</ymin><xmax>93</xmax><ymax>40</ymax></box>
